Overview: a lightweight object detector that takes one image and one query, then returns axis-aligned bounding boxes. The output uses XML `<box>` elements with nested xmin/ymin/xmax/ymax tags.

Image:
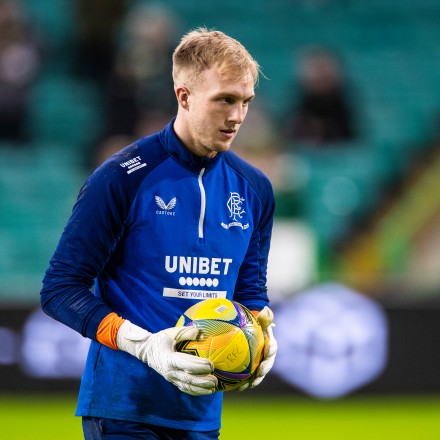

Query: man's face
<box><xmin>184</xmin><ymin>67</ymin><xmax>255</xmax><ymax>157</ymax></box>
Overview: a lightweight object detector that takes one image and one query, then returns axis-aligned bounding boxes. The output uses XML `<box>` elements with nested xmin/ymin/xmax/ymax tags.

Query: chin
<box><xmin>217</xmin><ymin>146</ymin><xmax>231</xmax><ymax>153</ymax></box>
<box><xmin>214</xmin><ymin>142</ymin><xmax>233</xmax><ymax>153</ymax></box>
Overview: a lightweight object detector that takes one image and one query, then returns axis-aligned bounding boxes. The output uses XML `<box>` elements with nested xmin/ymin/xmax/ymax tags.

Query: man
<box><xmin>41</xmin><ymin>28</ymin><xmax>277</xmax><ymax>440</ymax></box>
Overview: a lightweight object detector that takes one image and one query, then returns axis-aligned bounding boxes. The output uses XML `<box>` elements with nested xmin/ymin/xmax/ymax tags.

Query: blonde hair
<box><xmin>172</xmin><ymin>27</ymin><xmax>261</xmax><ymax>89</ymax></box>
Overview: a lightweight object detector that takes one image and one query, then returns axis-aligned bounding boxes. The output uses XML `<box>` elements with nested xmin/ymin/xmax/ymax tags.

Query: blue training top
<box><xmin>40</xmin><ymin>120</ymin><xmax>275</xmax><ymax>431</ymax></box>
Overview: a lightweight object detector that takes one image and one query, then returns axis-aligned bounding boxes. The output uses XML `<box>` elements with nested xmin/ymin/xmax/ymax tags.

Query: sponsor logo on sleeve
<box><xmin>119</xmin><ymin>156</ymin><xmax>147</xmax><ymax>174</ymax></box>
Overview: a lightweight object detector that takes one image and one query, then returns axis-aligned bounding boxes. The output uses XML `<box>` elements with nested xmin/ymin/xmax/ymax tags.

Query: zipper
<box><xmin>198</xmin><ymin>168</ymin><xmax>206</xmax><ymax>239</ymax></box>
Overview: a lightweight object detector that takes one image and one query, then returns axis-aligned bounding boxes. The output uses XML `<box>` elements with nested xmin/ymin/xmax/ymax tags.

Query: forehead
<box><xmin>196</xmin><ymin>66</ymin><xmax>255</xmax><ymax>98</ymax></box>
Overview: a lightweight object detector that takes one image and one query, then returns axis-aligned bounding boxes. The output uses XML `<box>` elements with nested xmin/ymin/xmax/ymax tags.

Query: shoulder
<box><xmin>88</xmin><ymin>133</ymin><xmax>168</xmax><ymax>190</ymax></box>
<box><xmin>98</xmin><ymin>133</ymin><xmax>167</xmax><ymax>176</ymax></box>
<box><xmin>77</xmin><ymin>134</ymin><xmax>170</xmax><ymax>213</ymax></box>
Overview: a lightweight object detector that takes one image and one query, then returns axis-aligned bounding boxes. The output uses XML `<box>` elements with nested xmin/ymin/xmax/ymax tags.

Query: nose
<box><xmin>227</xmin><ymin>103</ymin><xmax>247</xmax><ymax>126</ymax></box>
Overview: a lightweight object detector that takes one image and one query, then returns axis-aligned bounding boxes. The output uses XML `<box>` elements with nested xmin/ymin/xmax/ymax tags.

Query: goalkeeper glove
<box><xmin>116</xmin><ymin>320</ymin><xmax>218</xmax><ymax>396</ymax></box>
<box><xmin>238</xmin><ymin>306</ymin><xmax>277</xmax><ymax>391</ymax></box>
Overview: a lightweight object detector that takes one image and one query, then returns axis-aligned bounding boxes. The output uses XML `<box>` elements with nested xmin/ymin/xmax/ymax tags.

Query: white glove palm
<box><xmin>238</xmin><ymin>306</ymin><xmax>277</xmax><ymax>391</ymax></box>
<box><xmin>117</xmin><ymin>320</ymin><xmax>217</xmax><ymax>396</ymax></box>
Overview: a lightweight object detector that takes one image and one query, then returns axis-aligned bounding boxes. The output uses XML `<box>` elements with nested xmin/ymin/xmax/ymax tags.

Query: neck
<box><xmin>173</xmin><ymin>113</ymin><xmax>209</xmax><ymax>158</ymax></box>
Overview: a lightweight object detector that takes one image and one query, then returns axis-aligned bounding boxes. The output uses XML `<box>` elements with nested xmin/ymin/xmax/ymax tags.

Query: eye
<box><xmin>219</xmin><ymin>96</ymin><xmax>234</xmax><ymax>104</ymax></box>
<box><xmin>243</xmin><ymin>96</ymin><xmax>254</xmax><ymax>106</ymax></box>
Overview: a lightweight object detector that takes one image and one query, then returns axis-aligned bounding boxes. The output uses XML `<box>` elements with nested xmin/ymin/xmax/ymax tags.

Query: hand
<box><xmin>116</xmin><ymin>320</ymin><xmax>218</xmax><ymax>396</ymax></box>
<box><xmin>238</xmin><ymin>306</ymin><xmax>277</xmax><ymax>391</ymax></box>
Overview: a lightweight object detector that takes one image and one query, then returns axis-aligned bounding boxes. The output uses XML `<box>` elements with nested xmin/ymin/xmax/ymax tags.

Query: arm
<box><xmin>40</xmin><ymin>165</ymin><xmax>127</xmax><ymax>339</ymax></box>
<box><xmin>233</xmin><ymin>174</ymin><xmax>275</xmax><ymax>311</ymax></box>
<box><xmin>40</xmin><ymin>158</ymin><xmax>217</xmax><ymax>395</ymax></box>
<box><xmin>233</xmin><ymin>174</ymin><xmax>277</xmax><ymax>390</ymax></box>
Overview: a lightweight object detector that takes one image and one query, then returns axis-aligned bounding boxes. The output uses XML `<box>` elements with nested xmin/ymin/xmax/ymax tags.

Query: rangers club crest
<box><xmin>221</xmin><ymin>192</ymin><xmax>249</xmax><ymax>230</ymax></box>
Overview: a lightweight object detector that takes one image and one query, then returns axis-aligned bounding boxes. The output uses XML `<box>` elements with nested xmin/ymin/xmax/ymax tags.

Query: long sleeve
<box><xmin>40</xmin><ymin>153</ymin><xmax>142</xmax><ymax>339</ymax></box>
<box><xmin>223</xmin><ymin>152</ymin><xmax>275</xmax><ymax>312</ymax></box>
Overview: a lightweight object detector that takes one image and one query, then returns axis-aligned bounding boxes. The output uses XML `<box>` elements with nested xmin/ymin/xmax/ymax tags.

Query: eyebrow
<box><xmin>217</xmin><ymin>92</ymin><xmax>255</xmax><ymax>101</ymax></box>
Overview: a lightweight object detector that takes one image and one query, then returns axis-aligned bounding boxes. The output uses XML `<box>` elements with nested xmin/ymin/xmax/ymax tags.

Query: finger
<box><xmin>167</xmin><ymin>372</ymin><xmax>218</xmax><ymax>393</ymax></box>
<box><xmin>166</xmin><ymin>370</ymin><xmax>217</xmax><ymax>387</ymax></box>
<box><xmin>186</xmin><ymin>373</ymin><xmax>218</xmax><ymax>389</ymax></box>
<box><xmin>166</xmin><ymin>325</ymin><xmax>200</xmax><ymax>342</ymax></box>
<box><xmin>264</xmin><ymin>327</ymin><xmax>278</xmax><ymax>358</ymax></box>
<box><xmin>177</xmin><ymin>383</ymin><xmax>216</xmax><ymax>396</ymax></box>
<box><xmin>256</xmin><ymin>356</ymin><xmax>275</xmax><ymax>379</ymax></box>
<box><xmin>256</xmin><ymin>307</ymin><xmax>274</xmax><ymax>330</ymax></box>
<box><xmin>245</xmin><ymin>355</ymin><xmax>276</xmax><ymax>390</ymax></box>
<box><xmin>237</xmin><ymin>381</ymin><xmax>250</xmax><ymax>392</ymax></box>
<box><xmin>250</xmin><ymin>375</ymin><xmax>264</xmax><ymax>389</ymax></box>
<box><xmin>172</xmin><ymin>352</ymin><xmax>214</xmax><ymax>374</ymax></box>
<box><xmin>261</xmin><ymin>358</ymin><xmax>275</xmax><ymax>376</ymax></box>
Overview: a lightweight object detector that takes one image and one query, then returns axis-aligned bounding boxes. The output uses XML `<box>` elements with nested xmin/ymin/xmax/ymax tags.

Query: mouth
<box><xmin>219</xmin><ymin>128</ymin><xmax>236</xmax><ymax>139</ymax></box>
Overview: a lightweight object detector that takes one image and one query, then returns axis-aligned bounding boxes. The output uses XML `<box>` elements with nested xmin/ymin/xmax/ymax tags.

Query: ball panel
<box><xmin>209</xmin><ymin>329</ymin><xmax>250</xmax><ymax>373</ymax></box>
<box><xmin>175</xmin><ymin>315</ymin><xmax>185</xmax><ymax>327</ymax></box>
<box><xmin>242</xmin><ymin>323</ymin><xmax>265</xmax><ymax>375</ymax></box>
<box><xmin>175</xmin><ymin>339</ymin><xmax>200</xmax><ymax>357</ymax></box>
<box><xmin>213</xmin><ymin>370</ymin><xmax>252</xmax><ymax>391</ymax></box>
<box><xmin>178</xmin><ymin>323</ymin><xmax>239</xmax><ymax>358</ymax></box>
<box><xmin>183</xmin><ymin>298</ymin><xmax>239</xmax><ymax>323</ymax></box>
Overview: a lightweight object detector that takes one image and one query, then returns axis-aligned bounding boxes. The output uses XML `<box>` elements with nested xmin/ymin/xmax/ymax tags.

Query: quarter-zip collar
<box><xmin>158</xmin><ymin>118</ymin><xmax>222</xmax><ymax>173</ymax></box>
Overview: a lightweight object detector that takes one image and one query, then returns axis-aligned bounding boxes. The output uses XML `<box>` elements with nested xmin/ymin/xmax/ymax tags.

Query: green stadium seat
<box><xmin>0</xmin><ymin>144</ymin><xmax>84</xmax><ymax>301</ymax></box>
<box><xmin>26</xmin><ymin>75</ymin><xmax>104</xmax><ymax>151</ymax></box>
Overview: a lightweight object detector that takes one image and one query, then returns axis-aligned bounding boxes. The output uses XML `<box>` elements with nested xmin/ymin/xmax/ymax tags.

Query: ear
<box><xmin>175</xmin><ymin>85</ymin><xmax>190</xmax><ymax>110</ymax></box>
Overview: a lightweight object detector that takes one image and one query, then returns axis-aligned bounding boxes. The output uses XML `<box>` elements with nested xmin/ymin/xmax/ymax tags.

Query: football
<box><xmin>175</xmin><ymin>298</ymin><xmax>265</xmax><ymax>391</ymax></box>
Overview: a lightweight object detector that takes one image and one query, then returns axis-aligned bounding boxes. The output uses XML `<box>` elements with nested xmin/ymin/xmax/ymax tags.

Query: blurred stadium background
<box><xmin>2</xmin><ymin>0</ymin><xmax>440</xmax><ymax>438</ymax></box>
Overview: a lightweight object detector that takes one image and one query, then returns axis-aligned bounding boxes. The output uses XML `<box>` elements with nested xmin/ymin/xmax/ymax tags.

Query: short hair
<box><xmin>172</xmin><ymin>27</ymin><xmax>261</xmax><ymax>89</ymax></box>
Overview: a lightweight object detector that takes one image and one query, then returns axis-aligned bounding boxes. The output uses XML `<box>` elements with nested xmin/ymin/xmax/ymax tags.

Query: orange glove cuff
<box><xmin>96</xmin><ymin>312</ymin><xmax>125</xmax><ymax>350</ymax></box>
